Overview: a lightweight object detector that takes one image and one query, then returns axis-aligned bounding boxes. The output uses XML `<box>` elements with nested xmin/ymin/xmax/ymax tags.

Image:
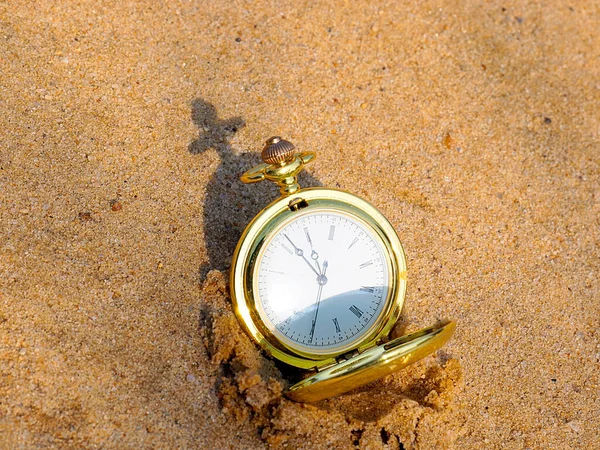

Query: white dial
<box><xmin>255</xmin><ymin>210</ymin><xmax>390</xmax><ymax>354</ymax></box>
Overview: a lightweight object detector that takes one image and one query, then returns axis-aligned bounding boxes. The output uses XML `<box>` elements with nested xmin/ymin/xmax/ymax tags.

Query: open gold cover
<box><xmin>286</xmin><ymin>320</ymin><xmax>456</xmax><ymax>402</ymax></box>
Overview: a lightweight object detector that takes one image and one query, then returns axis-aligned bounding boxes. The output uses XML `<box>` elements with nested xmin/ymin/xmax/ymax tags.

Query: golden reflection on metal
<box><xmin>231</xmin><ymin>137</ymin><xmax>456</xmax><ymax>402</ymax></box>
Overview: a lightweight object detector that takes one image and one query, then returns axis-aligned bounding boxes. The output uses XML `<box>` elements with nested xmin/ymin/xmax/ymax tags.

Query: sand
<box><xmin>1</xmin><ymin>0</ymin><xmax>599</xmax><ymax>448</ymax></box>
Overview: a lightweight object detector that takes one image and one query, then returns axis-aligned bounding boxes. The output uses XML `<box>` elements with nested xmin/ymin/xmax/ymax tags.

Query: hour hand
<box><xmin>284</xmin><ymin>234</ymin><xmax>321</xmax><ymax>278</ymax></box>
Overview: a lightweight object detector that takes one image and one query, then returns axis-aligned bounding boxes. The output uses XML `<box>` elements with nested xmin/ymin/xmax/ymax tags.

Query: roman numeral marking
<box><xmin>360</xmin><ymin>286</ymin><xmax>374</xmax><ymax>294</ymax></box>
<box><xmin>285</xmin><ymin>310</ymin><xmax>300</xmax><ymax>325</ymax></box>
<box><xmin>281</xmin><ymin>243</ymin><xmax>293</xmax><ymax>254</ymax></box>
<box><xmin>359</xmin><ymin>260</ymin><xmax>373</xmax><ymax>269</ymax></box>
<box><xmin>328</xmin><ymin>225</ymin><xmax>336</xmax><ymax>241</ymax></box>
<box><xmin>348</xmin><ymin>237</ymin><xmax>358</xmax><ymax>249</ymax></box>
<box><xmin>349</xmin><ymin>305</ymin><xmax>364</xmax><ymax>318</ymax></box>
<box><xmin>304</xmin><ymin>227</ymin><xmax>313</xmax><ymax>247</ymax></box>
<box><xmin>332</xmin><ymin>318</ymin><xmax>341</xmax><ymax>333</ymax></box>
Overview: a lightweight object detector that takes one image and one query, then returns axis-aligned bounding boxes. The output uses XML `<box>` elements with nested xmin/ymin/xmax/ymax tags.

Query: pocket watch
<box><xmin>230</xmin><ymin>136</ymin><xmax>456</xmax><ymax>403</ymax></box>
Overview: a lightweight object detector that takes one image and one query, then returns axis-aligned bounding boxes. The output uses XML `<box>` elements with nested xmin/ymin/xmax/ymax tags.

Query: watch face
<box><xmin>254</xmin><ymin>209</ymin><xmax>391</xmax><ymax>355</ymax></box>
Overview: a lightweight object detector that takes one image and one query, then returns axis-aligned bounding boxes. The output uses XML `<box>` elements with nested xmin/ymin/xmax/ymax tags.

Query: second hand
<box><xmin>308</xmin><ymin>260</ymin><xmax>328</xmax><ymax>343</ymax></box>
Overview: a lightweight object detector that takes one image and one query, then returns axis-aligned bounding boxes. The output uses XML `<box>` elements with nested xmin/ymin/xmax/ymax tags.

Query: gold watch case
<box><xmin>231</xmin><ymin>188</ymin><xmax>407</xmax><ymax>369</ymax></box>
<box><xmin>229</xmin><ymin>137</ymin><xmax>456</xmax><ymax>402</ymax></box>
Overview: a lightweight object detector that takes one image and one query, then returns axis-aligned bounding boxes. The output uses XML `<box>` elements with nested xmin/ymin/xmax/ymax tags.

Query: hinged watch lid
<box><xmin>286</xmin><ymin>320</ymin><xmax>456</xmax><ymax>402</ymax></box>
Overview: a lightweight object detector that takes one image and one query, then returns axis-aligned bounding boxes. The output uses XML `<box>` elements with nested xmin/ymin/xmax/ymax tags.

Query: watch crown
<box><xmin>241</xmin><ymin>136</ymin><xmax>315</xmax><ymax>196</ymax></box>
<box><xmin>262</xmin><ymin>136</ymin><xmax>296</xmax><ymax>165</ymax></box>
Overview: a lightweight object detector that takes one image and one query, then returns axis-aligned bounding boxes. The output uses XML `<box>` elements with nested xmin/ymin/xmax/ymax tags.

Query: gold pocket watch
<box><xmin>231</xmin><ymin>136</ymin><xmax>456</xmax><ymax>403</ymax></box>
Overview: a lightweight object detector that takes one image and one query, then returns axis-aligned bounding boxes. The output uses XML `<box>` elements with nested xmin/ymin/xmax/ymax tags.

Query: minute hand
<box><xmin>283</xmin><ymin>234</ymin><xmax>321</xmax><ymax>277</ymax></box>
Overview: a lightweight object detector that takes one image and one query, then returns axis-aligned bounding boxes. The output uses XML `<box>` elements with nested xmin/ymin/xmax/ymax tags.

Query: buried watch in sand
<box><xmin>230</xmin><ymin>136</ymin><xmax>456</xmax><ymax>402</ymax></box>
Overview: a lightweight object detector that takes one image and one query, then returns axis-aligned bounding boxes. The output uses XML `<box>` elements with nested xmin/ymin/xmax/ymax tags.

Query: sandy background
<box><xmin>1</xmin><ymin>0</ymin><xmax>599</xmax><ymax>448</ymax></box>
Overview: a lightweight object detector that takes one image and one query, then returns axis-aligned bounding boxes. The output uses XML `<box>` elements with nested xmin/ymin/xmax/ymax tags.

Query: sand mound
<box><xmin>201</xmin><ymin>270</ymin><xmax>464</xmax><ymax>449</ymax></box>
